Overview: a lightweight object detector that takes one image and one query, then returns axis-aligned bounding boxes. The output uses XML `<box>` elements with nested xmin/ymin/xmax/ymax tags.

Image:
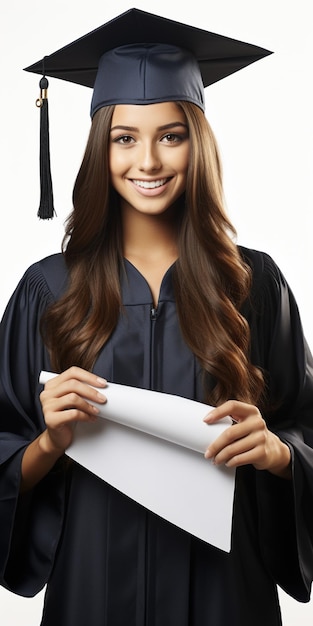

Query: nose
<box><xmin>138</xmin><ymin>141</ymin><xmax>162</xmax><ymax>172</ymax></box>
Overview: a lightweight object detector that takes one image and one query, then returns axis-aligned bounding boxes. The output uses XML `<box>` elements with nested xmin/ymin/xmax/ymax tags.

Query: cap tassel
<box><xmin>36</xmin><ymin>77</ymin><xmax>55</xmax><ymax>219</ymax></box>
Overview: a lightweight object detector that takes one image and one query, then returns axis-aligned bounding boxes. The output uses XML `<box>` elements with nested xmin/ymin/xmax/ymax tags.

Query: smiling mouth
<box><xmin>132</xmin><ymin>178</ymin><xmax>169</xmax><ymax>189</ymax></box>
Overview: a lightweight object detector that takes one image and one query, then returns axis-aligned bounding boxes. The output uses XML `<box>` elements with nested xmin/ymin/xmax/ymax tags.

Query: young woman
<box><xmin>1</xmin><ymin>9</ymin><xmax>313</xmax><ymax>626</ymax></box>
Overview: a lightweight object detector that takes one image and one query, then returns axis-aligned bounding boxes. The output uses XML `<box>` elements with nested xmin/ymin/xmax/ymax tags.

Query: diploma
<box><xmin>39</xmin><ymin>371</ymin><xmax>236</xmax><ymax>552</ymax></box>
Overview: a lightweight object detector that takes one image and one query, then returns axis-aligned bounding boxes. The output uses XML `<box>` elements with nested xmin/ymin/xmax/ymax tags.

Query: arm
<box><xmin>0</xmin><ymin>260</ymin><xmax>109</xmax><ymax>594</ymax></box>
<box><xmin>205</xmin><ymin>248</ymin><xmax>313</xmax><ymax>600</ymax></box>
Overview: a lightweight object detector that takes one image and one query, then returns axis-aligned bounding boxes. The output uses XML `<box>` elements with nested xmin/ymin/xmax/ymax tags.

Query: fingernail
<box><xmin>96</xmin><ymin>392</ymin><xmax>107</xmax><ymax>402</ymax></box>
<box><xmin>96</xmin><ymin>377</ymin><xmax>107</xmax><ymax>386</ymax></box>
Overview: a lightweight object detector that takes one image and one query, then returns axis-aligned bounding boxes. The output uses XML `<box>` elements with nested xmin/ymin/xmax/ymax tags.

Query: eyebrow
<box><xmin>110</xmin><ymin>122</ymin><xmax>188</xmax><ymax>132</ymax></box>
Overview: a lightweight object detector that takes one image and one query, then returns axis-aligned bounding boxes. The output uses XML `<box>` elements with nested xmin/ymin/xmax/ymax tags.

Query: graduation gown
<box><xmin>0</xmin><ymin>247</ymin><xmax>313</xmax><ymax>626</ymax></box>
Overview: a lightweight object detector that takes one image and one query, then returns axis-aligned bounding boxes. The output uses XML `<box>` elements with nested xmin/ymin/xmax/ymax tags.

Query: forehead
<box><xmin>111</xmin><ymin>102</ymin><xmax>187</xmax><ymax>127</ymax></box>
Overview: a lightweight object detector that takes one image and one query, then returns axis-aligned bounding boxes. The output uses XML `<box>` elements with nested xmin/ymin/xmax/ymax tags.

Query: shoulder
<box><xmin>238</xmin><ymin>245</ymin><xmax>288</xmax><ymax>302</ymax></box>
<box><xmin>239</xmin><ymin>245</ymin><xmax>282</xmax><ymax>281</ymax></box>
<box><xmin>237</xmin><ymin>245</ymin><xmax>299</xmax><ymax>335</ymax></box>
<box><xmin>7</xmin><ymin>254</ymin><xmax>69</xmax><ymax>312</ymax></box>
<box><xmin>35</xmin><ymin>253</ymin><xmax>69</xmax><ymax>299</ymax></box>
<box><xmin>0</xmin><ymin>254</ymin><xmax>69</xmax><ymax>345</ymax></box>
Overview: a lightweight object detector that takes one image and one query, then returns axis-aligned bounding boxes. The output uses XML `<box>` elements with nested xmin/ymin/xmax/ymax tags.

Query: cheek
<box><xmin>109</xmin><ymin>146</ymin><xmax>127</xmax><ymax>176</ymax></box>
<box><xmin>108</xmin><ymin>152</ymin><xmax>120</xmax><ymax>189</ymax></box>
<box><xmin>108</xmin><ymin>148</ymin><xmax>114</xmax><ymax>178</ymax></box>
<box><xmin>176</xmin><ymin>145</ymin><xmax>190</xmax><ymax>174</ymax></box>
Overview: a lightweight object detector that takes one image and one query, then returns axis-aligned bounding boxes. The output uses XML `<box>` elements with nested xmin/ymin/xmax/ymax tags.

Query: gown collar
<box><xmin>121</xmin><ymin>259</ymin><xmax>176</xmax><ymax>306</ymax></box>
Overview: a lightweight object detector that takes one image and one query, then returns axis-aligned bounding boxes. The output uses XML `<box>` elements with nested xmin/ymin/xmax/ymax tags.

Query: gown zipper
<box><xmin>150</xmin><ymin>306</ymin><xmax>158</xmax><ymax>321</ymax></box>
<box><xmin>149</xmin><ymin>305</ymin><xmax>158</xmax><ymax>389</ymax></box>
<box><xmin>144</xmin><ymin>304</ymin><xmax>159</xmax><ymax>624</ymax></box>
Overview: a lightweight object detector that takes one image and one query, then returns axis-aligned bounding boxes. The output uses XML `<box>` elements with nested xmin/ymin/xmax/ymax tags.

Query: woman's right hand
<box><xmin>39</xmin><ymin>366</ymin><xmax>107</xmax><ymax>455</ymax></box>
<box><xmin>21</xmin><ymin>367</ymin><xmax>107</xmax><ymax>492</ymax></box>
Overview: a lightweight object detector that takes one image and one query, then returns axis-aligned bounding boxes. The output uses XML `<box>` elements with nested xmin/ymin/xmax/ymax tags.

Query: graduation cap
<box><xmin>24</xmin><ymin>7</ymin><xmax>272</xmax><ymax>218</ymax></box>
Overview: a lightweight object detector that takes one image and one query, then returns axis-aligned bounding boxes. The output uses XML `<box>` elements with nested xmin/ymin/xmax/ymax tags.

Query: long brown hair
<box><xmin>174</xmin><ymin>102</ymin><xmax>264</xmax><ymax>405</ymax></box>
<box><xmin>41</xmin><ymin>102</ymin><xmax>264</xmax><ymax>406</ymax></box>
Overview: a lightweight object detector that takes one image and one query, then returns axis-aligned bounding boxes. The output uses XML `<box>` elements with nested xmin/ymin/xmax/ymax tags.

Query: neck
<box><xmin>121</xmin><ymin>201</ymin><xmax>181</xmax><ymax>306</ymax></box>
<box><xmin>122</xmin><ymin>203</ymin><xmax>180</xmax><ymax>263</ymax></box>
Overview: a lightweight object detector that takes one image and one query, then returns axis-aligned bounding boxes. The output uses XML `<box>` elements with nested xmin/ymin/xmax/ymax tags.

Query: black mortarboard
<box><xmin>24</xmin><ymin>7</ymin><xmax>272</xmax><ymax>218</ymax></box>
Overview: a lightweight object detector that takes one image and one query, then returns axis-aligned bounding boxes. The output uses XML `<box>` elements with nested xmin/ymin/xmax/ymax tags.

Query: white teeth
<box><xmin>133</xmin><ymin>179</ymin><xmax>167</xmax><ymax>189</ymax></box>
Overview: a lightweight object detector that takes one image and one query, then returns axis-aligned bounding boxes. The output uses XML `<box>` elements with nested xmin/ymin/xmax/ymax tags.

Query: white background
<box><xmin>0</xmin><ymin>0</ymin><xmax>312</xmax><ymax>624</ymax></box>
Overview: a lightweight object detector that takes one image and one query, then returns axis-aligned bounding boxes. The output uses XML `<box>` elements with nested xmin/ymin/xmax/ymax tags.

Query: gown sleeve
<box><xmin>0</xmin><ymin>259</ymin><xmax>66</xmax><ymax>597</ymax></box>
<box><xmin>242</xmin><ymin>248</ymin><xmax>313</xmax><ymax>602</ymax></box>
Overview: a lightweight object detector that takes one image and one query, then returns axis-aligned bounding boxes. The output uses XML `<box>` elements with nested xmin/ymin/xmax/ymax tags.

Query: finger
<box><xmin>47</xmin><ymin>406</ymin><xmax>100</xmax><ymax>425</ymax></box>
<box><xmin>44</xmin><ymin>366</ymin><xmax>107</xmax><ymax>390</ymax></box>
<box><xmin>43</xmin><ymin>392</ymin><xmax>101</xmax><ymax>426</ymax></box>
<box><xmin>204</xmin><ymin>400</ymin><xmax>259</xmax><ymax>424</ymax></box>
<box><xmin>204</xmin><ymin>416</ymin><xmax>264</xmax><ymax>460</ymax></box>
<box><xmin>41</xmin><ymin>378</ymin><xmax>107</xmax><ymax>407</ymax></box>
<box><xmin>208</xmin><ymin>430</ymin><xmax>263</xmax><ymax>465</ymax></box>
<box><xmin>204</xmin><ymin>423</ymin><xmax>238</xmax><ymax>459</ymax></box>
<box><xmin>44</xmin><ymin>391</ymin><xmax>102</xmax><ymax>414</ymax></box>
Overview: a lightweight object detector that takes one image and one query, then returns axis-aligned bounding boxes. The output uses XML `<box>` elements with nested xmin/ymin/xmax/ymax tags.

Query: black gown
<box><xmin>0</xmin><ymin>247</ymin><xmax>313</xmax><ymax>626</ymax></box>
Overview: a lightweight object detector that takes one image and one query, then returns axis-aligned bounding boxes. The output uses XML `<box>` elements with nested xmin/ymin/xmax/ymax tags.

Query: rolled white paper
<box><xmin>39</xmin><ymin>370</ymin><xmax>235</xmax><ymax>551</ymax></box>
<box><xmin>39</xmin><ymin>371</ymin><xmax>231</xmax><ymax>455</ymax></box>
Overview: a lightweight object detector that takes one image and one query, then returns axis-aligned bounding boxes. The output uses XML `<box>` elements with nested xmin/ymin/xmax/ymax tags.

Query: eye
<box><xmin>113</xmin><ymin>135</ymin><xmax>135</xmax><ymax>145</ymax></box>
<box><xmin>160</xmin><ymin>132</ymin><xmax>188</xmax><ymax>144</ymax></box>
<box><xmin>161</xmin><ymin>133</ymin><xmax>180</xmax><ymax>143</ymax></box>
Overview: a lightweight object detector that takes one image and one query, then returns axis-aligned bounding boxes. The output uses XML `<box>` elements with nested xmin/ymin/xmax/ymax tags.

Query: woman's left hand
<box><xmin>203</xmin><ymin>400</ymin><xmax>291</xmax><ymax>479</ymax></box>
